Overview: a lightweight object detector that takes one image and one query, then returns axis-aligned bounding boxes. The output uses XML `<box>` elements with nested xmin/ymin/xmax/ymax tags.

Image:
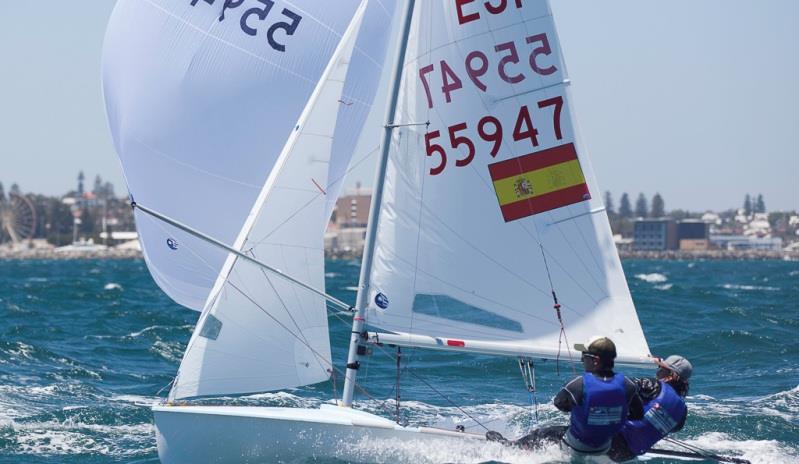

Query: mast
<box><xmin>341</xmin><ymin>0</ymin><xmax>416</xmax><ymax>407</ymax></box>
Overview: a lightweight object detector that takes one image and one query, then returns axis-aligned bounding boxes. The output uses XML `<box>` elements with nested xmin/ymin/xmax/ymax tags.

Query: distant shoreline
<box><xmin>0</xmin><ymin>248</ymin><xmax>795</xmax><ymax>262</ymax></box>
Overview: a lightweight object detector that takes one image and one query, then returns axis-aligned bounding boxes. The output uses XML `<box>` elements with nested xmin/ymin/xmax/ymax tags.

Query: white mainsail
<box><xmin>102</xmin><ymin>0</ymin><xmax>386</xmax><ymax>311</ymax></box>
<box><xmin>360</xmin><ymin>0</ymin><xmax>651</xmax><ymax>364</ymax></box>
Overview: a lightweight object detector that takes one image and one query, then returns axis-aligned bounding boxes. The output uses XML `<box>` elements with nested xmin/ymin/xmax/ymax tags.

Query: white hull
<box><xmin>154</xmin><ymin>403</ymin><xmax>486</xmax><ymax>463</ymax></box>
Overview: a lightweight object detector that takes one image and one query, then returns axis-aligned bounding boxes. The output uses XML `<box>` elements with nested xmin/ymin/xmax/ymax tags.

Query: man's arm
<box><xmin>553</xmin><ymin>376</ymin><xmax>582</xmax><ymax>412</ymax></box>
<box><xmin>632</xmin><ymin>377</ymin><xmax>661</xmax><ymax>403</ymax></box>
<box><xmin>625</xmin><ymin>377</ymin><xmax>644</xmax><ymax>420</ymax></box>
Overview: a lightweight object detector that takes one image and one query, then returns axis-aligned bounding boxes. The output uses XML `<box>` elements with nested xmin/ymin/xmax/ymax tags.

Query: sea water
<box><xmin>0</xmin><ymin>259</ymin><xmax>796</xmax><ymax>463</ymax></box>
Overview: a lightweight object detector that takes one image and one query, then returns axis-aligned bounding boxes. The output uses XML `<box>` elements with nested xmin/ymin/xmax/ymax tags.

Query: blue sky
<box><xmin>1</xmin><ymin>1</ymin><xmax>797</xmax><ymax>211</ymax></box>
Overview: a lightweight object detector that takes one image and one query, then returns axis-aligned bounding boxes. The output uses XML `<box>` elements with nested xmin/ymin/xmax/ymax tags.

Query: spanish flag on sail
<box><xmin>488</xmin><ymin>143</ymin><xmax>591</xmax><ymax>222</ymax></box>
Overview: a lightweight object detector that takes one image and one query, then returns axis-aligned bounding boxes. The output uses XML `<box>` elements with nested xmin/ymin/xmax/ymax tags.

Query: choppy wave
<box><xmin>0</xmin><ymin>259</ymin><xmax>797</xmax><ymax>462</ymax></box>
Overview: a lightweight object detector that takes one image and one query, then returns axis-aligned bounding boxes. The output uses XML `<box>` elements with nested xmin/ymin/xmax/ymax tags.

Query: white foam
<box><xmin>5</xmin><ymin>342</ymin><xmax>35</xmax><ymax>360</ymax></box>
<box><xmin>110</xmin><ymin>394</ymin><xmax>161</xmax><ymax>405</ymax></box>
<box><xmin>654</xmin><ymin>283</ymin><xmax>673</xmax><ymax>291</ymax></box>
<box><xmin>720</xmin><ymin>283</ymin><xmax>779</xmax><ymax>291</ymax></box>
<box><xmin>325</xmin><ymin>272</ymin><xmax>339</xmax><ymax>278</ymax></box>
<box><xmin>343</xmin><ymin>286</ymin><xmax>359</xmax><ymax>291</ymax></box>
<box><xmin>635</xmin><ymin>273</ymin><xmax>668</xmax><ymax>283</ymax></box>
<box><xmin>103</xmin><ymin>283</ymin><xmax>122</xmax><ymax>291</ymax></box>
<box><xmin>150</xmin><ymin>340</ymin><xmax>183</xmax><ymax>362</ymax></box>
<box><xmin>676</xmin><ymin>432</ymin><xmax>798</xmax><ymax>464</ymax></box>
<box><xmin>789</xmin><ymin>270</ymin><xmax>799</xmax><ymax>277</ymax></box>
<box><xmin>6</xmin><ymin>418</ymin><xmax>155</xmax><ymax>457</ymax></box>
<box><xmin>338</xmin><ymin>434</ymin><xmax>568</xmax><ymax>464</ymax></box>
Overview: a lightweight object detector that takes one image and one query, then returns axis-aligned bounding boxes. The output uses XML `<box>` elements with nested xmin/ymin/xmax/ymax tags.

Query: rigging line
<box><xmin>404</xmin><ymin>0</ymin><xmax>436</xmax><ymax>356</ymax></box>
<box><xmin>248</xmin><ymin>143</ymin><xmax>382</xmax><ymax>246</ymax></box>
<box><xmin>323</xmin><ymin>303</ymin><xmax>488</xmax><ymax>430</ymax></box>
<box><xmin>529</xmin><ymin>224</ymin><xmax>602</xmax><ymax>306</ymax></box>
<box><xmin>317</xmin><ymin>298</ymin><xmax>407</xmax><ymax>416</ymax></box>
<box><xmin>132</xmin><ymin>201</ymin><xmax>352</xmax><ymax>312</ymax></box>
<box><xmin>408</xmin><ymin>134</ymin><xmax>426</xmax><ymax>357</ymax></box>
<box><xmin>246</xmin><ymin>249</ymin><xmax>328</xmax><ymax>375</ymax></box>
<box><xmin>539</xmin><ymin>244</ymin><xmax>577</xmax><ymax>377</ymax></box>
<box><xmin>399</xmin><ymin>359</ymin><xmax>490</xmax><ymax>431</ymax></box>
<box><xmin>227</xmin><ymin>280</ymin><xmax>395</xmax><ymax>412</ymax></box>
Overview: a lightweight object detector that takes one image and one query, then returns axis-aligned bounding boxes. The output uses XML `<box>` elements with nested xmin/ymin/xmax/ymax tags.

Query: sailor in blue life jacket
<box><xmin>554</xmin><ymin>336</ymin><xmax>644</xmax><ymax>454</ymax></box>
<box><xmin>485</xmin><ymin>336</ymin><xmax>644</xmax><ymax>452</ymax></box>
<box><xmin>607</xmin><ymin>355</ymin><xmax>693</xmax><ymax>462</ymax></box>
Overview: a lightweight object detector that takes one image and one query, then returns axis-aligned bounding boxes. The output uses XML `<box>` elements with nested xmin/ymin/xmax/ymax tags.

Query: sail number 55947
<box><xmin>425</xmin><ymin>97</ymin><xmax>563</xmax><ymax>176</ymax></box>
<box><xmin>419</xmin><ymin>34</ymin><xmax>556</xmax><ymax>109</ymax></box>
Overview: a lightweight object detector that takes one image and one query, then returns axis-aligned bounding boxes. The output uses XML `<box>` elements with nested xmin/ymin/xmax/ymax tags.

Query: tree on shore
<box><xmin>604</xmin><ymin>191</ymin><xmax>615</xmax><ymax>215</ymax></box>
<box><xmin>0</xmin><ymin>182</ymin><xmax>5</xmax><ymax>202</ymax></box>
<box><xmin>743</xmin><ymin>194</ymin><xmax>752</xmax><ymax>216</ymax></box>
<box><xmin>619</xmin><ymin>193</ymin><xmax>632</xmax><ymax>218</ymax></box>
<box><xmin>755</xmin><ymin>194</ymin><xmax>766</xmax><ymax>213</ymax></box>
<box><xmin>651</xmin><ymin>193</ymin><xmax>665</xmax><ymax>218</ymax></box>
<box><xmin>635</xmin><ymin>193</ymin><xmax>648</xmax><ymax>218</ymax></box>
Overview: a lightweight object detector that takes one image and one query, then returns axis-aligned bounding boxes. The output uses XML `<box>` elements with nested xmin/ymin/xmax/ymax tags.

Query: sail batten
<box><xmin>360</xmin><ymin>0</ymin><xmax>650</xmax><ymax>362</ymax></box>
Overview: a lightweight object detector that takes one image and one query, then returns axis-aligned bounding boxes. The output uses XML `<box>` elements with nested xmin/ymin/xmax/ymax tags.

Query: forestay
<box><xmin>102</xmin><ymin>0</ymin><xmax>384</xmax><ymax>311</ymax></box>
<box><xmin>166</xmin><ymin>1</ymin><xmax>375</xmax><ymax>400</ymax></box>
<box><xmin>363</xmin><ymin>0</ymin><xmax>651</xmax><ymax>364</ymax></box>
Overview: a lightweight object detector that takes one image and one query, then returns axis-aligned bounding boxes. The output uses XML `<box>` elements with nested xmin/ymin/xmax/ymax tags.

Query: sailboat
<box><xmin>102</xmin><ymin>0</ymin><xmax>666</xmax><ymax>462</ymax></box>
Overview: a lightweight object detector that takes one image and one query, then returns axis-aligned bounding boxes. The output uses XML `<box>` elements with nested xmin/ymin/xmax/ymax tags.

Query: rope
<box><xmin>395</xmin><ymin>346</ymin><xmax>402</xmax><ymax>424</ymax></box>
<box><xmin>518</xmin><ymin>357</ymin><xmax>539</xmax><ymax>425</ymax></box>
<box><xmin>328</xmin><ymin>368</ymin><xmax>338</xmax><ymax>402</ymax></box>
<box><xmin>539</xmin><ymin>245</ymin><xmax>577</xmax><ymax>377</ymax></box>
<box><xmin>657</xmin><ymin>438</ymin><xmax>752</xmax><ymax>464</ymax></box>
<box><xmin>364</xmin><ymin>335</ymin><xmax>492</xmax><ymax>432</ymax></box>
<box><xmin>663</xmin><ymin>437</ymin><xmax>719</xmax><ymax>459</ymax></box>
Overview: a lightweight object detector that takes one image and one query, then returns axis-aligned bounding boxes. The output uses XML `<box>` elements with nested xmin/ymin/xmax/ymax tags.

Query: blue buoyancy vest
<box><xmin>620</xmin><ymin>381</ymin><xmax>687</xmax><ymax>456</ymax></box>
<box><xmin>566</xmin><ymin>373</ymin><xmax>628</xmax><ymax>452</ymax></box>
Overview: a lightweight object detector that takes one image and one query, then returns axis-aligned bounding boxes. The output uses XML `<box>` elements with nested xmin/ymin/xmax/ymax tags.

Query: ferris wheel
<box><xmin>0</xmin><ymin>193</ymin><xmax>36</xmax><ymax>245</ymax></box>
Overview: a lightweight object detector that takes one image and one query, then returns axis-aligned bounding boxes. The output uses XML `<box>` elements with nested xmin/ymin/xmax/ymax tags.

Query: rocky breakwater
<box><xmin>0</xmin><ymin>247</ymin><xmax>142</xmax><ymax>260</ymax></box>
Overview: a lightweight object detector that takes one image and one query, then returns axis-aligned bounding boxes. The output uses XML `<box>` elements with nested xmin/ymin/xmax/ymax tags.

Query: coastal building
<box><xmin>633</xmin><ymin>218</ymin><xmax>678</xmax><ymax>251</ymax></box>
<box><xmin>677</xmin><ymin>219</ymin><xmax>710</xmax><ymax>250</ymax></box>
<box><xmin>327</xmin><ymin>186</ymin><xmax>372</xmax><ymax>256</ymax></box>
<box><xmin>613</xmin><ymin>234</ymin><xmax>634</xmax><ymax>252</ymax></box>
<box><xmin>333</xmin><ymin>187</ymin><xmax>371</xmax><ymax>228</ymax></box>
<box><xmin>709</xmin><ymin>235</ymin><xmax>783</xmax><ymax>251</ymax></box>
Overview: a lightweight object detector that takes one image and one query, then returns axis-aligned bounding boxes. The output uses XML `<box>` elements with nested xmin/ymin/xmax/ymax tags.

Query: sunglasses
<box><xmin>581</xmin><ymin>352</ymin><xmax>599</xmax><ymax>361</ymax></box>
